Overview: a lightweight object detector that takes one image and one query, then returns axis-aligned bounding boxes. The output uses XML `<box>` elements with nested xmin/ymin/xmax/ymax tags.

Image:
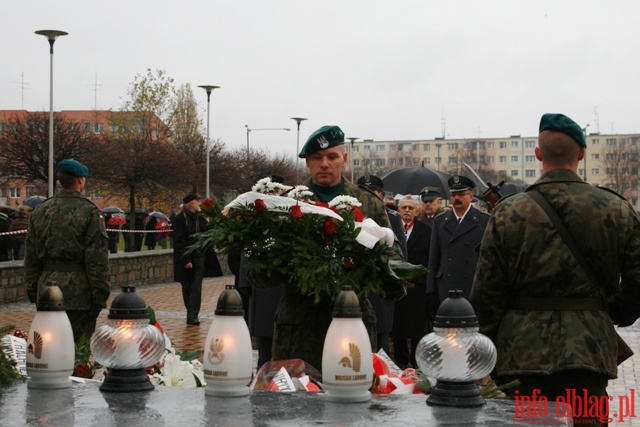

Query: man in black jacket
<box><xmin>172</xmin><ymin>193</ymin><xmax>207</xmax><ymax>325</ymax></box>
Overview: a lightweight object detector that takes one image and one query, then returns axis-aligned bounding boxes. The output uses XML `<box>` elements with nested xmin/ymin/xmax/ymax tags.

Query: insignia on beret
<box><xmin>57</xmin><ymin>159</ymin><xmax>89</xmax><ymax>177</ymax></box>
<box><xmin>448</xmin><ymin>175</ymin><xmax>475</xmax><ymax>193</ymax></box>
<box><xmin>539</xmin><ymin>113</ymin><xmax>586</xmax><ymax>148</ymax></box>
<box><xmin>298</xmin><ymin>125</ymin><xmax>345</xmax><ymax>158</ymax></box>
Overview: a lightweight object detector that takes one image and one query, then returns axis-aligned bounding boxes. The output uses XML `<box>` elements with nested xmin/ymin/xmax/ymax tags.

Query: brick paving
<box><xmin>1</xmin><ymin>275</ymin><xmax>639</xmax><ymax>426</ymax></box>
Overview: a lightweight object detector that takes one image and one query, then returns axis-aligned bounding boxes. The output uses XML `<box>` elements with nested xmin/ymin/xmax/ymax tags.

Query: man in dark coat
<box><xmin>391</xmin><ymin>195</ymin><xmax>431</xmax><ymax>369</ymax></box>
<box><xmin>357</xmin><ymin>174</ymin><xmax>408</xmax><ymax>355</ymax></box>
<box><xmin>426</xmin><ymin>175</ymin><xmax>489</xmax><ymax>304</ymax></box>
<box><xmin>172</xmin><ymin>193</ymin><xmax>207</xmax><ymax>325</ymax></box>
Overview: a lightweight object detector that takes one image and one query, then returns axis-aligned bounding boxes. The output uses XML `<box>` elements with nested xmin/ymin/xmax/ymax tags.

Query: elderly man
<box><xmin>470</xmin><ymin>113</ymin><xmax>640</xmax><ymax>426</ymax></box>
<box><xmin>417</xmin><ymin>189</ymin><xmax>446</xmax><ymax>227</ymax></box>
<box><xmin>426</xmin><ymin>175</ymin><xmax>489</xmax><ymax>305</ymax></box>
<box><xmin>173</xmin><ymin>193</ymin><xmax>207</xmax><ymax>325</ymax></box>
<box><xmin>261</xmin><ymin>125</ymin><xmax>405</xmax><ymax>371</ymax></box>
<box><xmin>25</xmin><ymin>159</ymin><xmax>110</xmax><ymax>343</ymax></box>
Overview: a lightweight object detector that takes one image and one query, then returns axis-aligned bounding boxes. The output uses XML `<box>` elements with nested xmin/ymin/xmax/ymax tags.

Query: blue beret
<box><xmin>57</xmin><ymin>159</ymin><xmax>89</xmax><ymax>177</ymax></box>
<box><xmin>298</xmin><ymin>125</ymin><xmax>345</xmax><ymax>158</ymax></box>
<box><xmin>539</xmin><ymin>113</ymin><xmax>586</xmax><ymax>148</ymax></box>
<box><xmin>448</xmin><ymin>175</ymin><xmax>475</xmax><ymax>193</ymax></box>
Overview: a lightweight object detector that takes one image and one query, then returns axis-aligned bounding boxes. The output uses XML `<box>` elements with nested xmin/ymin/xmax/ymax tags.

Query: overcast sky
<box><xmin>2</xmin><ymin>1</ymin><xmax>639</xmax><ymax>157</ymax></box>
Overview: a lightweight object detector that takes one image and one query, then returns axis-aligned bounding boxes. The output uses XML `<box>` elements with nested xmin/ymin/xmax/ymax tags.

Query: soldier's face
<box><xmin>421</xmin><ymin>198</ymin><xmax>441</xmax><ymax>215</ymax></box>
<box><xmin>306</xmin><ymin>146</ymin><xmax>347</xmax><ymax>187</ymax></box>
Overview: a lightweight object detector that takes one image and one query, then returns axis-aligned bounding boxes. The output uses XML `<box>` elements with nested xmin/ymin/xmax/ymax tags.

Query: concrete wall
<box><xmin>0</xmin><ymin>250</ymin><xmax>230</xmax><ymax>303</ymax></box>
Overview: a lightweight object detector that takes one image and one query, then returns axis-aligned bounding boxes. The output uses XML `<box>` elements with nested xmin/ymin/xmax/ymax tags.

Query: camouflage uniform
<box><xmin>470</xmin><ymin>169</ymin><xmax>640</xmax><ymax>379</ymax></box>
<box><xmin>268</xmin><ymin>177</ymin><xmax>404</xmax><ymax>371</ymax></box>
<box><xmin>25</xmin><ymin>190</ymin><xmax>110</xmax><ymax>341</ymax></box>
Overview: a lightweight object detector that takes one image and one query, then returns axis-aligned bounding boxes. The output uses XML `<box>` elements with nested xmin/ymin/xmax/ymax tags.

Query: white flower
<box><xmin>152</xmin><ymin>352</ymin><xmax>197</xmax><ymax>388</ymax></box>
<box><xmin>328</xmin><ymin>195</ymin><xmax>362</xmax><ymax>210</ymax></box>
<box><xmin>286</xmin><ymin>185</ymin><xmax>314</xmax><ymax>201</ymax></box>
<box><xmin>252</xmin><ymin>177</ymin><xmax>289</xmax><ymax>195</ymax></box>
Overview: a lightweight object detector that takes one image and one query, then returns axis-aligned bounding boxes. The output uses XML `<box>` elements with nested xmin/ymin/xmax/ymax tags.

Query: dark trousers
<box><xmin>66</xmin><ymin>310</ymin><xmax>99</xmax><ymax>344</ymax></box>
<box><xmin>377</xmin><ymin>332</ymin><xmax>390</xmax><ymax>355</ymax></box>
<box><xmin>257</xmin><ymin>336</ymin><xmax>273</xmax><ymax>371</ymax></box>
<box><xmin>393</xmin><ymin>337</ymin><xmax>420</xmax><ymax>369</ymax></box>
<box><xmin>500</xmin><ymin>369</ymin><xmax>610</xmax><ymax>426</ymax></box>
<box><xmin>180</xmin><ymin>257</ymin><xmax>204</xmax><ymax>321</ymax></box>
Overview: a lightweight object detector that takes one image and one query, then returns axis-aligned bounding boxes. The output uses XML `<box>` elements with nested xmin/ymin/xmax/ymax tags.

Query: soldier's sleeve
<box><xmin>469</xmin><ymin>206</ymin><xmax>510</xmax><ymax>342</ymax></box>
<box><xmin>24</xmin><ymin>214</ymin><xmax>41</xmax><ymax>292</ymax></box>
<box><xmin>84</xmin><ymin>207</ymin><xmax>111</xmax><ymax>307</ymax></box>
<box><xmin>610</xmin><ymin>202</ymin><xmax>640</xmax><ymax>326</ymax></box>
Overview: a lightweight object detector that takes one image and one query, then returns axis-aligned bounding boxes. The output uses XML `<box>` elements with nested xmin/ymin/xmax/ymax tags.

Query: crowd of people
<box><xmin>5</xmin><ymin>113</ymin><xmax>639</xmax><ymax>426</ymax></box>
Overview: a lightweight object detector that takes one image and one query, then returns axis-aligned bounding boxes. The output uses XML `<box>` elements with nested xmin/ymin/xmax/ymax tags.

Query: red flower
<box><xmin>343</xmin><ymin>260</ymin><xmax>356</xmax><ymax>269</ymax></box>
<box><xmin>315</xmin><ymin>201</ymin><xmax>329</xmax><ymax>208</ymax></box>
<box><xmin>291</xmin><ymin>205</ymin><xmax>303</xmax><ymax>219</ymax></box>
<box><xmin>353</xmin><ymin>207</ymin><xmax>364</xmax><ymax>222</ymax></box>
<box><xmin>255</xmin><ymin>199</ymin><xmax>267</xmax><ymax>213</ymax></box>
<box><xmin>12</xmin><ymin>329</ymin><xmax>26</xmax><ymax>339</ymax></box>
<box><xmin>323</xmin><ymin>218</ymin><xmax>338</xmax><ymax>235</ymax></box>
<box><xmin>201</xmin><ymin>198</ymin><xmax>214</xmax><ymax>208</ymax></box>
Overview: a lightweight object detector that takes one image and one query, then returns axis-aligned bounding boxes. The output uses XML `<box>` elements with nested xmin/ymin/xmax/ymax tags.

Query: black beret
<box><xmin>448</xmin><ymin>175</ymin><xmax>475</xmax><ymax>193</ymax></box>
<box><xmin>539</xmin><ymin>113</ymin><xmax>586</xmax><ymax>148</ymax></box>
<box><xmin>183</xmin><ymin>193</ymin><xmax>201</xmax><ymax>204</ymax></box>
<box><xmin>356</xmin><ymin>175</ymin><xmax>384</xmax><ymax>191</ymax></box>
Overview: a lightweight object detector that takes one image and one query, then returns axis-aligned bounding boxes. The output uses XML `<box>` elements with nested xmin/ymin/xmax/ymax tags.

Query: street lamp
<box><xmin>244</xmin><ymin>126</ymin><xmax>290</xmax><ymax>163</ymax></box>
<box><xmin>582</xmin><ymin>124</ymin><xmax>590</xmax><ymax>182</ymax></box>
<box><xmin>347</xmin><ymin>137</ymin><xmax>359</xmax><ymax>182</ymax></box>
<box><xmin>198</xmin><ymin>85</ymin><xmax>220</xmax><ymax>198</ymax></box>
<box><xmin>35</xmin><ymin>29</ymin><xmax>68</xmax><ymax>197</ymax></box>
<box><xmin>290</xmin><ymin>117</ymin><xmax>308</xmax><ymax>183</ymax></box>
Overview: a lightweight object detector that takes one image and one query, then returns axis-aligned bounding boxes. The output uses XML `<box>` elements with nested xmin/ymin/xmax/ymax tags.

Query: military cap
<box><xmin>57</xmin><ymin>159</ymin><xmax>89</xmax><ymax>177</ymax></box>
<box><xmin>448</xmin><ymin>175</ymin><xmax>475</xmax><ymax>193</ymax></box>
<box><xmin>182</xmin><ymin>193</ymin><xmax>202</xmax><ymax>204</ymax></box>
<box><xmin>420</xmin><ymin>190</ymin><xmax>442</xmax><ymax>202</ymax></box>
<box><xmin>539</xmin><ymin>113</ymin><xmax>586</xmax><ymax>148</ymax></box>
<box><xmin>356</xmin><ymin>175</ymin><xmax>384</xmax><ymax>191</ymax></box>
<box><xmin>298</xmin><ymin>125</ymin><xmax>345</xmax><ymax>158</ymax></box>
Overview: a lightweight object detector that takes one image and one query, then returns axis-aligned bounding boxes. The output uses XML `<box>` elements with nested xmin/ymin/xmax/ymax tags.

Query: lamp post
<box><xmin>244</xmin><ymin>126</ymin><xmax>290</xmax><ymax>163</ymax></box>
<box><xmin>198</xmin><ymin>85</ymin><xmax>220</xmax><ymax>198</ymax></box>
<box><xmin>346</xmin><ymin>137</ymin><xmax>359</xmax><ymax>182</ymax></box>
<box><xmin>35</xmin><ymin>29</ymin><xmax>67</xmax><ymax>197</ymax></box>
<box><xmin>582</xmin><ymin>124</ymin><xmax>590</xmax><ymax>182</ymax></box>
<box><xmin>290</xmin><ymin>117</ymin><xmax>307</xmax><ymax>183</ymax></box>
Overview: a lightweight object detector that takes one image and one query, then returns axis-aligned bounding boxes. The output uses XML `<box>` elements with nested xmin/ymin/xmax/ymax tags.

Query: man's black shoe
<box><xmin>186</xmin><ymin>319</ymin><xmax>200</xmax><ymax>325</ymax></box>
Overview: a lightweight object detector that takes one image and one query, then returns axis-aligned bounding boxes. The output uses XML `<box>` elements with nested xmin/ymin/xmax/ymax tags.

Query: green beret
<box><xmin>539</xmin><ymin>113</ymin><xmax>586</xmax><ymax>148</ymax></box>
<box><xmin>57</xmin><ymin>159</ymin><xmax>89</xmax><ymax>177</ymax></box>
<box><xmin>298</xmin><ymin>125</ymin><xmax>345</xmax><ymax>158</ymax></box>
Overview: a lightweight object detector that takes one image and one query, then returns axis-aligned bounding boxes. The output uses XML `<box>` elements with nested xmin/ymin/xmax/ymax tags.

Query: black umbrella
<box><xmin>23</xmin><ymin>196</ymin><xmax>46</xmax><ymax>209</ymax></box>
<box><xmin>102</xmin><ymin>206</ymin><xmax>124</xmax><ymax>213</ymax></box>
<box><xmin>149</xmin><ymin>211</ymin><xmax>169</xmax><ymax>221</ymax></box>
<box><xmin>381</xmin><ymin>167</ymin><xmax>451</xmax><ymax>198</ymax></box>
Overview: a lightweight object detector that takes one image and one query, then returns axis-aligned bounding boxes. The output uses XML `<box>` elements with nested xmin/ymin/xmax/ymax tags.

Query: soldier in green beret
<box><xmin>251</xmin><ymin>125</ymin><xmax>406</xmax><ymax>371</ymax></box>
<box><xmin>470</xmin><ymin>113</ymin><xmax>640</xmax><ymax>426</ymax></box>
<box><xmin>24</xmin><ymin>159</ymin><xmax>110</xmax><ymax>343</ymax></box>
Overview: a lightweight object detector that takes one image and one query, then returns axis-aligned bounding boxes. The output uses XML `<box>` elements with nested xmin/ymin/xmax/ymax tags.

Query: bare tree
<box><xmin>599</xmin><ymin>136</ymin><xmax>640</xmax><ymax>199</ymax></box>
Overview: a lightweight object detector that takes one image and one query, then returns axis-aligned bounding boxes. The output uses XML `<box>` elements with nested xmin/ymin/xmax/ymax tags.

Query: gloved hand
<box><xmin>426</xmin><ymin>293</ymin><xmax>440</xmax><ymax>323</ymax></box>
<box><xmin>27</xmin><ymin>287</ymin><xmax>38</xmax><ymax>304</ymax></box>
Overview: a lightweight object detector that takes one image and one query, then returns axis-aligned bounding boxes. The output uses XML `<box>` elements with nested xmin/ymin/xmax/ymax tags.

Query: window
<box><xmin>606</xmin><ymin>153</ymin><xmax>616</xmax><ymax>161</ymax></box>
<box><xmin>10</xmin><ymin>188</ymin><xmax>20</xmax><ymax>198</ymax></box>
<box><xmin>591</xmin><ymin>138</ymin><xmax>599</xmax><ymax>145</ymax></box>
<box><xmin>621</xmin><ymin>138</ymin><xmax>630</xmax><ymax>146</ymax></box>
<box><xmin>525</xmin><ymin>155</ymin><xmax>536</xmax><ymax>163</ymax></box>
<box><xmin>376</xmin><ymin>144</ymin><xmax>385</xmax><ymax>152</ymax></box>
<box><xmin>511</xmin><ymin>170</ymin><xmax>519</xmax><ymax>177</ymax></box>
<box><xmin>353</xmin><ymin>146</ymin><xmax>359</xmax><ymax>152</ymax></box>
<box><xmin>591</xmin><ymin>153</ymin><xmax>600</xmax><ymax>160</ymax></box>
<box><xmin>486</xmin><ymin>156</ymin><xmax>494</xmax><ymax>163</ymax></box>
<box><xmin>525</xmin><ymin>169</ymin><xmax>536</xmax><ymax>178</ymax></box>
<box><xmin>84</xmin><ymin>122</ymin><xmax>91</xmax><ymax>132</ymax></box>
<box><xmin>94</xmin><ymin>123</ymin><xmax>104</xmax><ymax>133</ymax></box>
<box><xmin>389</xmin><ymin>158</ymin><xmax>397</xmax><ymax>166</ymax></box>
<box><xmin>363</xmin><ymin>145</ymin><xmax>371</xmax><ymax>152</ymax></box>
<box><xmin>448</xmin><ymin>156</ymin><xmax>457</xmax><ymax>165</ymax></box>
<box><xmin>511</xmin><ymin>155</ymin><xmax>519</xmax><ymax>162</ymax></box>
<box><xmin>591</xmin><ymin>168</ymin><xmax>600</xmax><ymax>175</ymax></box>
<box><xmin>486</xmin><ymin>142</ymin><xmax>494</xmax><ymax>149</ymax></box>
<box><xmin>511</xmin><ymin>141</ymin><xmax>519</xmax><ymax>149</ymax></box>
<box><xmin>375</xmin><ymin>158</ymin><xmax>385</xmax><ymax>166</ymax></box>
<box><xmin>448</xmin><ymin>143</ymin><xmax>457</xmax><ymax>150</ymax></box>
<box><xmin>606</xmin><ymin>138</ymin><xmax>617</xmax><ymax>146</ymax></box>
<box><xmin>525</xmin><ymin>140</ymin><xmax>536</xmax><ymax>148</ymax></box>
<box><xmin>499</xmin><ymin>141</ymin><xmax>507</xmax><ymax>149</ymax></box>
<box><xmin>412</xmin><ymin>144</ymin><xmax>419</xmax><ymax>151</ymax></box>
<box><xmin>423</xmin><ymin>157</ymin><xmax>431</xmax><ymax>164</ymax></box>
<box><xmin>499</xmin><ymin>156</ymin><xmax>506</xmax><ymax>163</ymax></box>
<box><xmin>606</xmin><ymin>168</ymin><xmax>615</xmax><ymax>176</ymax></box>
<box><xmin>353</xmin><ymin>159</ymin><xmax>359</xmax><ymax>166</ymax></box>
<box><xmin>423</xmin><ymin>144</ymin><xmax>430</xmax><ymax>151</ymax></box>
<box><xmin>0</xmin><ymin>122</ymin><xmax>5</xmax><ymax>132</ymax></box>
<box><xmin>69</xmin><ymin>123</ymin><xmax>78</xmax><ymax>133</ymax></box>
<box><xmin>389</xmin><ymin>145</ymin><xmax>397</xmax><ymax>152</ymax></box>
<box><xmin>435</xmin><ymin>157</ymin><xmax>442</xmax><ymax>165</ymax></box>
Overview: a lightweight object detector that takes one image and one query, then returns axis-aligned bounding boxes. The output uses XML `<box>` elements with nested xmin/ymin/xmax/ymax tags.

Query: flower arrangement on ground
<box><xmin>194</xmin><ymin>177</ymin><xmax>426</xmax><ymax>303</ymax></box>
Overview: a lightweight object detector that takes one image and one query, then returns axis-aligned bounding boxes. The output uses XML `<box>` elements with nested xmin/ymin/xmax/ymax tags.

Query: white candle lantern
<box><xmin>203</xmin><ymin>285</ymin><xmax>253</xmax><ymax>397</ymax></box>
<box><xmin>26</xmin><ymin>282</ymin><xmax>75</xmax><ymax>389</ymax></box>
<box><xmin>415</xmin><ymin>289</ymin><xmax>497</xmax><ymax>407</ymax></box>
<box><xmin>322</xmin><ymin>285</ymin><xmax>373</xmax><ymax>403</ymax></box>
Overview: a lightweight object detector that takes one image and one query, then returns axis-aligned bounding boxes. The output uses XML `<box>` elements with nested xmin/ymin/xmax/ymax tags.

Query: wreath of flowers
<box><xmin>193</xmin><ymin>177</ymin><xmax>426</xmax><ymax>303</ymax></box>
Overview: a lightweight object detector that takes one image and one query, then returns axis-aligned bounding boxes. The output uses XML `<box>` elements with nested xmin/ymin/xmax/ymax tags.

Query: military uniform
<box><xmin>416</xmin><ymin>207</ymin><xmax>446</xmax><ymax>228</ymax></box>
<box><xmin>25</xmin><ymin>189</ymin><xmax>110</xmax><ymax>341</ymax></box>
<box><xmin>268</xmin><ymin>177</ymin><xmax>405</xmax><ymax>371</ymax></box>
<box><xmin>470</xmin><ymin>169</ymin><xmax>640</xmax><ymax>379</ymax></box>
